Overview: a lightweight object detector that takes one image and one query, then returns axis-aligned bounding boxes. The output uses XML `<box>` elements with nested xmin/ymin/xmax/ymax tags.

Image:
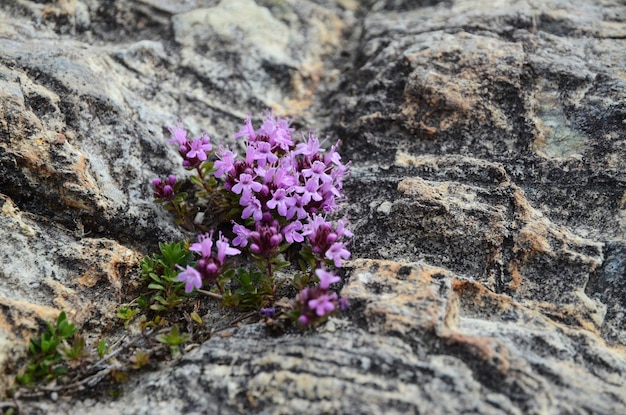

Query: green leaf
<box><xmin>190</xmin><ymin>312</ymin><xmax>203</xmax><ymax>325</ymax></box>
<box><xmin>155</xmin><ymin>325</ymin><xmax>191</xmax><ymax>356</ymax></box>
<box><xmin>61</xmin><ymin>335</ymin><xmax>87</xmax><ymax>360</ymax></box>
<box><xmin>97</xmin><ymin>339</ymin><xmax>109</xmax><ymax>359</ymax></box>
<box><xmin>200</xmin><ymin>161</ymin><xmax>215</xmax><ymax>176</ymax></box>
<box><xmin>189</xmin><ymin>175</ymin><xmax>205</xmax><ymax>189</ymax></box>
<box><xmin>137</xmin><ymin>294</ymin><xmax>149</xmax><ymax>310</ymax></box>
<box><xmin>149</xmin><ymin>273</ymin><xmax>163</xmax><ymax>283</ymax></box>
<box><xmin>117</xmin><ymin>306</ymin><xmax>139</xmax><ymax>326</ymax></box>
<box><xmin>158</xmin><ymin>241</ymin><xmax>192</xmax><ymax>267</ymax></box>
<box><xmin>153</xmin><ymin>295</ymin><xmax>168</xmax><ymax>305</ymax></box>
<box><xmin>273</xmin><ymin>260</ymin><xmax>290</xmax><ymax>271</ymax></box>
<box><xmin>148</xmin><ymin>282</ymin><xmax>165</xmax><ymax>291</ymax></box>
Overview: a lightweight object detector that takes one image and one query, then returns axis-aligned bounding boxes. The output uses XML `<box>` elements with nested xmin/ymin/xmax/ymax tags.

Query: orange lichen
<box><xmin>0</xmin><ymin>297</ymin><xmax>61</xmax><ymax>341</ymax></box>
<box><xmin>444</xmin><ymin>332</ymin><xmax>511</xmax><ymax>376</ymax></box>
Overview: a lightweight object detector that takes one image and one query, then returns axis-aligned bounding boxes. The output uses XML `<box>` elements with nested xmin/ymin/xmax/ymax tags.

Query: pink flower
<box><xmin>266</xmin><ymin>188</ymin><xmax>294</xmax><ymax>217</ymax></box>
<box><xmin>302</xmin><ymin>160</ymin><xmax>332</xmax><ymax>185</ymax></box>
<box><xmin>294</xmin><ymin>132</ymin><xmax>324</xmax><ymax>156</ymax></box>
<box><xmin>286</xmin><ymin>194</ymin><xmax>308</xmax><ymax>220</ymax></box>
<box><xmin>152</xmin><ymin>175</ymin><xmax>177</xmax><ymax>200</ymax></box>
<box><xmin>241</xmin><ymin>196</ymin><xmax>263</xmax><ymax>221</ymax></box>
<box><xmin>271</xmin><ymin>164</ymin><xmax>296</xmax><ymax>188</ymax></box>
<box><xmin>232</xmin><ymin>173</ymin><xmax>262</xmax><ymax>205</ymax></box>
<box><xmin>336</xmin><ymin>218</ymin><xmax>353</xmax><ymax>239</ymax></box>
<box><xmin>177</xmin><ymin>265</ymin><xmax>203</xmax><ymax>293</ymax></box>
<box><xmin>215</xmin><ymin>232</ymin><xmax>241</xmax><ymax>263</ymax></box>
<box><xmin>282</xmin><ymin>220</ymin><xmax>304</xmax><ymax>243</ymax></box>
<box><xmin>295</xmin><ymin>178</ymin><xmax>323</xmax><ymax>205</ymax></box>
<box><xmin>325</xmin><ymin>242</ymin><xmax>350</xmax><ymax>267</ymax></box>
<box><xmin>234</xmin><ymin>114</ymin><xmax>256</xmax><ymax>141</ymax></box>
<box><xmin>315</xmin><ymin>268</ymin><xmax>340</xmax><ymax>290</ymax></box>
<box><xmin>186</xmin><ymin>135</ymin><xmax>212</xmax><ymax>161</ymax></box>
<box><xmin>325</xmin><ymin>141</ymin><xmax>344</xmax><ymax>167</ymax></box>
<box><xmin>214</xmin><ymin>149</ymin><xmax>237</xmax><ymax>177</ymax></box>
<box><xmin>308</xmin><ymin>293</ymin><xmax>338</xmax><ymax>316</ymax></box>
<box><xmin>232</xmin><ymin>222</ymin><xmax>251</xmax><ymax>247</ymax></box>
<box><xmin>190</xmin><ymin>232</ymin><xmax>214</xmax><ymax>258</ymax></box>
<box><xmin>167</xmin><ymin>120</ymin><xmax>188</xmax><ymax>148</ymax></box>
<box><xmin>253</xmin><ymin>141</ymin><xmax>278</xmax><ymax>168</ymax></box>
<box><xmin>258</xmin><ymin>113</ymin><xmax>294</xmax><ymax>151</ymax></box>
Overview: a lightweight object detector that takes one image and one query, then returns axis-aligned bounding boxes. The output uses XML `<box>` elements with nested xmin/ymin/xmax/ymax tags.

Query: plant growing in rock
<box><xmin>151</xmin><ymin>112</ymin><xmax>352</xmax><ymax>326</ymax></box>
<box><xmin>16</xmin><ymin>311</ymin><xmax>79</xmax><ymax>386</ymax></box>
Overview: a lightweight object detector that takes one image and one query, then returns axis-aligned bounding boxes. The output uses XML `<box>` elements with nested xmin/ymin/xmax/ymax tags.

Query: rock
<box><xmin>1</xmin><ymin>0</ymin><xmax>626</xmax><ymax>414</ymax></box>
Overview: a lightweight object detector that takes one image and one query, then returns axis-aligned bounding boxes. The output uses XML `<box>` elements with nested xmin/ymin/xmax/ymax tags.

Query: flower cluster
<box><xmin>177</xmin><ymin>231</ymin><xmax>240</xmax><ymax>293</ymax></box>
<box><xmin>167</xmin><ymin>121</ymin><xmax>212</xmax><ymax>169</ymax></box>
<box><xmin>154</xmin><ymin>112</ymin><xmax>352</xmax><ymax>326</ymax></box>
<box><xmin>214</xmin><ymin>113</ymin><xmax>351</xmax><ymax>323</ymax></box>
<box><xmin>152</xmin><ymin>175</ymin><xmax>177</xmax><ymax>201</ymax></box>
<box><xmin>294</xmin><ymin>268</ymin><xmax>349</xmax><ymax>325</ymax></box>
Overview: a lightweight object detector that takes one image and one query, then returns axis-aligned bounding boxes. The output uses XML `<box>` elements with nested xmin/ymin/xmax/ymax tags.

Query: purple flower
<box><xmin>325</xmin><ymin>141</ymin><xmax>344</xmax><ymax>167</ymax></box>
<box><xmin>190</xmin><ymin>232</ymin><xmax>214</xmax><ymax>258</ymax></box>
<box><xmin>336</xmin><ymin>218</ymin><xmax>353</xmax><ymax>239</ymax></box>
<box><xmin>214</xmin><ymin>149</ymin><xmax>237</xmax><ymax>178</ymax></box>
<box><xmin>303</xmin><ymin>214</ymin><xmax>332</xmax><ymax>240</ymax></box>
<box><xmin>167</xmin><ymin>120</ymin><xmax>188</xmax><ymax>148</ymax></box>
<box><xmin>308</xmin><ymin>293</ymin><xmax>338</xmax><ymax>316</ymax></box>
<box><xmin>319</xmin><ymin>180</ymin><xmax>342</xmax><ymax>198</ymax></box>
<box><xmin>315</xmin><ymin>268</ymin><xmax>341</xmax><ymax>290</ymax></box>
<box><xmin>232</xmin><ymin>221</ymin><xmax>251</xmax><ymax>247</ymax></box>
<box><xmin>232</xmin><ymin>173</ymin><xmax>262</xmax><ymax>205</ymax></box>
<box><xmin>253</xmin><ymin>141</ymin><xmax>278</xmax><ymax>168</ymax></box>
<box><xmin>177</xmin><ymin>265</ymin><xmax>203</xmax><ymax>293</ymax></box>
<box><xmin>266</xmin><ymin>188</ymin><xmax>294</xmax><ymax>217</ymax></box>
<box><xmin>248</xmin><ymin>216</ymin><xmax>283</xmax><ymax>258</ymax></box>
<box><xmin>234</xmin><ymin>114</ymin><xmax>256</xmax><ymax>141</ymax></box>
<box><xmin>271</xmin><ymin>164</ymin><xmax>296</xmax><ymax>188</ymax></box>
<box><xmin>302</xmin><ymin>160</ymin><xmax>332</xmax><ymax>185</ymax></box>
<box><xmin>286</xmin><ymin>194</ymin><xmax>308</xmax><ymax>220</ymax></box>
<box><xmin>241</xmin><ymin>196</ymin><xmax>263</xmax><ymax>221</ymax></box>
<box><xmin>282</xmin><ymin>220</ymin><xmax>304</xmax><ymax>243</ymax></box>
<box><xmin>245</xmin><ymin>144</ymin><xmax>257</xmax><ymax>166</ymax></box>
<box><xmin>294</xmin><ymin>286</ymin><xmax>344</xmax><ymax>325</ymax></box>
<box><xmin>186</xmin><ymin>134</ymin><xmax>212</xmax><ymax>161</ymax></box>
<box><xmin>258</xmin><ymin>112</ymin><xmax>294</xmax><ymax>151</ymax></box>
<box><xmin>295</xmin><ymin>177</ymin><xmax>323</xmax><ymax>205</ymax></box>
<box><xmin>303</xmin><ymin>214</ymin><xmax>352</xmax><ymax>265</ymax></box>
<box><xmin>325</xmin><ymin>242</ymin><xmax>350</xmax><ymax>267</ymax></box>
<box><xmin>260</xmin><ymin>307</ymin><xmax>275</xmax><ymax>318</ymax></box>
<box><xmin>215</xmin><ymin>232</ymin><xmax>241</xmax><ymax>263</ymax></box>
<box><xmin>294</xmin><ymin>132</ymin><xmax>324</xmax><ymax>156</ymax></box>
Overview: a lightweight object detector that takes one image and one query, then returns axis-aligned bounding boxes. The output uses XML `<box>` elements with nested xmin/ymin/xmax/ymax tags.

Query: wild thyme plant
<box><xmin>152</xmin><ymin>112</ymin><xmax>351</xmax><ymax>326</ymax></box>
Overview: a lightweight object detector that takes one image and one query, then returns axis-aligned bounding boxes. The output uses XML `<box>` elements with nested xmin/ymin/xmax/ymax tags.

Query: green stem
<box><xmin>195</xmin><ymin>164</ymin><xmax>214</xmax><ymax>195</ymax></box>
<box><xmin>168</xmin><ymin>200</ymin><xmax>186</xmax><ymax>223</ymax></box>
<box><xmin>267</xmin><ymin>258</ymin><xmax>276</xmax><ymax>298</ymax></box>
<box><xmin>197</xmin><ymin>288</ymin><xmax>223</xmax><ymax>300</ymax></box>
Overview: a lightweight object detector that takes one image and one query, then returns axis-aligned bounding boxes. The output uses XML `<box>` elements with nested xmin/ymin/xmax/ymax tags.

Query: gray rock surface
<box><xmin>1</xmin><ymin>0</ymin><xmax>626</xmax><ymax>413</ymax></box>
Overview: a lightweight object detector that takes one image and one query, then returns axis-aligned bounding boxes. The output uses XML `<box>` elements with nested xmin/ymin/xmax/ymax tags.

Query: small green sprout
<box><xmin>117</xmin><ymin>305</ymin><xmax>139</xmax><ymax>326</ymax></box>
<box><xmin>97</xmin><ymin>339</ymin><xmax>109</xmax><ymax>360</ymax></box>
<box><xmin>155</xmin><ymin>325</ymin><xmax>191</xmax><ymax>356</ymax></box>
<box><xmin>129</xmin><ymin>350</ymin><xmax>151</xmax><ymax>369</ymax></box>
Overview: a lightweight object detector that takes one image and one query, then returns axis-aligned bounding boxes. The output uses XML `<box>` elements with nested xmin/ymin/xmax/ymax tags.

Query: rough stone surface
<box><xmin>1</xmin><ymin>0</ymin><xmax>626</xmax><ymax>413</ymax></box>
